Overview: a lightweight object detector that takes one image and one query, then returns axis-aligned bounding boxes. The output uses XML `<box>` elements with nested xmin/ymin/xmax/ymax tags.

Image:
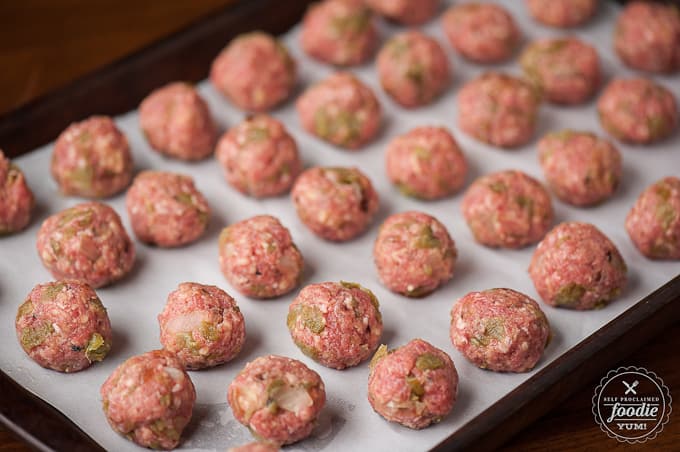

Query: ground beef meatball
<box><xmin>15</xmin><ymin>280</ymin><xmax>112</xmax><ymax>373</ymax></box>
<box><xmin>376</xmin><ymin>31</ymin><xmax>450</xmax><ymax>108</ymax></box>
<box><xmin>529</xmin><ymin>222</ymin><xmax>628</xmax><ymax>310</ymax></box>
<box><xmin>227</xmin><ymin>355</ymin><xmax>325</xmax><ymax>446</ymax></box>
<box><xmin>366</xmin><ymin>0</ymin><xmax>440</xmax><ymax>25</ymax></box>
<box><xmin>385</xmin><ymin>126</ymin><xmax>467</xmax><ymax>200</ymax></box>
<box><xmin>520</xmin><ymin>37</ymin><xmax>601</xmax><ymax>105</ymax></box>
<box><xmin>287</xmin><ymin>281</ymin><xmax>383</xmax><ymax>369</ymax></box>
<box><xmin>215</xmin><ymin>115</ymin><xmax>302</xmax><ymax>197</ymax></box>
<box><xmin>0</xmin><ymin>150</ymin><xmax>34</xmax><ymax>235</ymax></box>
<box><xmin>598</xmin><ymin>78</ymin><xmax>678</xmax><ymax>144</ymax></box>
<box><xmin>442</xmin><ymin>3</ymin><xmax>520</xmax><ymax>63</ymax></box>
<box><xmin>457</xmin><ymin>72</ymin><xmax>541</xmax><ymax>148</ymax></box>
<box><xmin>291</xmin><ymin>166</ymin><xmax>379</xmax><ymax>241</ymax></box>
<box><xmin>219</xmin><ymin>215</ymin><xmax>304</xmax><ymax>299</ymax></box>
<box><xmin>211</xmin><ymin>31</ymin><xmax>296</xmax><ymax>112</ymax></box>
<box><xmin>101</xmin><ymin>349</ymin><xmax>196</xmax><ymax>450</ymax></box>
<box><xmin>368</xmin><ymin>339</ymin><xmax>458</xmax><ymax>429</ymax></box>
<box><xmin>538</xmin><ymin>130</ymin><xmax>621</xmax><ymax>206</ymax></box>
<box><xmin>614</xmin><ymin>1</ymin><xmax>680</xmax><ymax>74</ymax></box>
<box><xmin>525</xmin><ymin>0</ymin><xmax>597</xmax><ymax>28</ymax></box>
<box><xmin>301</xmin><ymin>0</ymin><xmax>377</xmax><ymax>66</ymax></box>
<box><xmin>296</xmin><ymin>72</ymin><xmax>382</xmax><ymax>149</ymax></box>
<box><xmin>139</xmin><ymin>82</ymin><xmax>216</xmax><ymax>161</ymax></box>
<box><xmin>126</xmin><ymin>171</ymin><xmax>211</xmax><ymax>247</ymax></box>
<box><xmin>450</xmin><ymin>288</ymin><xmax>550</xmax><ymax>372</ymax></box>
<box><xmin>51</xmin><ymin>116</ymin><xmax>133</xmax><ymax>198</ymax></box>
<box><xmin>461</xmin><ymin>170</ymin><xmax>553</xmax><ymax>248</ymax></box>
<box><xmin>373</xmin><ymin>211</ymin><xmax>456</xmax><ymax>297</ymax></box>
<box><xmin>625</xmin><ymin>177</ymin><xmax>680</xmax><ymax>260</ymax></box>
<box><xmin>228</xmin><ymin>443</ymin><xmax>280</xmax><ymax>452</ymax></box>
<box><xmin>36</xmin><ymin>202</ymin><xmax>135</xmax><ymax>288</ymax></box>
<box><xmin>158</xmin><ymin>282</ymin><xmax>246</xmax><ymax>370</ymax></box>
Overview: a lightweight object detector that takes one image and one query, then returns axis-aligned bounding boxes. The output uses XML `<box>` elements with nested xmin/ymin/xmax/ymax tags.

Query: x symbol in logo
<box><xmin>623</xmin><ymin>380</ymin><xmax>638</xmax><ymax>395</ymax></box>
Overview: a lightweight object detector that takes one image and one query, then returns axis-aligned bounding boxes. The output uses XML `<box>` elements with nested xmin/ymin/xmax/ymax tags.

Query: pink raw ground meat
<box><xmin>16</xmin><ymin>280</ymin><xmax>112</xmax><ymax>372</ymax></box>
<box><xmin>368</xmin><ymin>338</ymin><xmax>458</xmax><ymax>429</ymax></box>
<box><xmin>296</xmin><ymin>72</ymin><xmax>382</xmax><ymax>149</ymax></box>
<box><xmin>450</xmin><ymin>288</ymin><xmax>550</xmax><ymax>372</ymax></box>
<box><xmin>126</xmin><ymin>171</ymin><xmax>211</xmax><ymax>247</ymax></box>
<box><xmin>597</xmin><ymin>77</ymin><xmax>677</xmax><ymax>144</ymax></box>
<box><xmin>287</xmin><ymin>281</ymin><xmax>383</xmax><ymax>369</ymax></box>
<box><xmin>101</xmin><ymin>349</ymin><xmax>196</xmax><ymax>450</ymax></box>
<box><xmin>228</xmin><ymin>355</ymin><xmax>325</xmax><ymax>446</ymax></box>
<box><xmin>158</xmin><ymin>282</ymin><xmax>245</xmax><ymax>370</ymax></box>
<box><xmin>291</xmin><ymin>166</ymin><xmax>379</xmax><ymax>241</ymax></box>
<box><xmin>529</xmin><ymin>222</ymin><xmax>627</xmax><ymax>310</ymax></box>
<box><xmin>373</xmin><ymin>211</ymin><xmax>456</xmax><ymax>297</ymax></box>
<box><xmin>139</xmin><ymin>82</ymin><xmax>216</xmax><ymax>160</ymax></box>
<box><xmin>625</xmin><ymin>176</ymin><xmax>680</xmax><ymax>260</ymax></box>
<box><xmin>211</xmin><ymin>32</ymin><xmax>296</xmax><ymax>112</ymax></box>
<box><xmin>538</xmin><ymin>130</ymin><xmax>621</xmax><ymax>206</ymax></box>
<box><xmin>36</xmin><ymin>202</ymin><xmax>135</xmax><ymax>288</ymax></box>
<box><xmin>525</xmin><ymin>0</ymin><xmax>597</xmax><ymax>28</ymax></box>
<box><xmin>366</xmin><ymin>0</ymin><xmax>440</xmax><ymax>25</ymax></box>
<box><xmin>442</xmin><ymin>3</ymin><xmax>520</xmax><ymax>63</ymax></box>
<box><xmin>377</xmin><ymin>30</ymin><xmax>450</xmax><ymax>108</ymax></box>
<box><xmin>215</xmin><ymin>115</ymin><xmax>302</xmax><ymax>198</ymax></box>
<box><xmin>51</xmin><ymin>116</ymin><xmax>133</xmax><ymax>198</ymax></box>
<box><xmin>385</xmin><ymin>126</ymin><xmax>467</xmax><ymax>200</ymax></box>
<box><xmin>301</xmin><ymin>0</ymin><xmax>377</xmax><ymax>66</ymax></box>
<box><xmin>219</xmin><ymin>215</ymin><xmax>304</xmax><ymax>299</ymax></box>
<box><xmin>0</xmin><ymin>149</ymin><xmax>34</xmax><ymax>235</ymax></box>
<box><xmin>461</xmin><ymin>170</ymin><xmax>553</xmax><ymax>248</ymax></box>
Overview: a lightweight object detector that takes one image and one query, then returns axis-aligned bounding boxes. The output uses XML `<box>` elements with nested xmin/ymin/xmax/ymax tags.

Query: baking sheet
<box><xmin>1</xmin><ymin>1</ymin><xmax>679</xmax><ymax>451</ymax></box>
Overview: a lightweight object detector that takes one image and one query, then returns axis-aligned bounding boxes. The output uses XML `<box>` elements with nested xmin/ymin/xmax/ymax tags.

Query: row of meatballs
<box><xmin>16</xmin><ymin>277</ymin><xmax>552</xmax><ymax>449</ymax></box>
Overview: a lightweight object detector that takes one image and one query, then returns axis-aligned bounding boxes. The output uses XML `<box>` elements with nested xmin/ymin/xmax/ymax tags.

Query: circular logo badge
<box><xmin>592</xmin><ymin>366</ymin><xmax>672</xmax><ymax>443</ymax></box>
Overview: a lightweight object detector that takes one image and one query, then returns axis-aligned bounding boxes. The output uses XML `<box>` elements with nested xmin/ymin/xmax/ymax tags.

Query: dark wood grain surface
<box><xmin>0</xmin><ymin>2</ymin><xmax>677</xmax><ymax>451</ymax></box>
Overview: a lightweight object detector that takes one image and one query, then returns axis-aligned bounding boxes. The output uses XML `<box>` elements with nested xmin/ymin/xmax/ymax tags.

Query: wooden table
<box><xmin>0</xmin><ymin>2</ymin><xmax>677</xmax><ymax>450</ymax></box>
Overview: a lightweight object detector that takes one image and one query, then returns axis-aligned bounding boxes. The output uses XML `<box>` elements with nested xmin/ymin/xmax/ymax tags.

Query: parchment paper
<box><xmin>1</xmin><ymin>1</ymin><xmax>678</xmax><ymax>451</ymax></box>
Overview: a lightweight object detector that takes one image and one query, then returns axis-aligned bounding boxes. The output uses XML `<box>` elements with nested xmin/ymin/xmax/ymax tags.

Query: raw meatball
<box><xmin>36</xmin><ymin>202</ymin><xmax>135</xmax><ymax>288</ymax></box>
<box><xmin>598</xmin><ymin>78</ymin><xmax>678</xmax><ymax>144</ymax></box>
<box><xmin>385</xmin><ymin>126</ymin><xmax>467</xmax><ymax>200</ymax></box>
<box><xmin>227</xmin><ymin>355</ymin><xmax>325</xmax><ymax>446</ymax></box>
<box><xmin>377</xmin><ymin>31</ymin><xmax>450</xmax><ymax>108</ymax></box>
<box><xmin>15</xmin><ymin>280</ymin><xmax>112</xmax><ymax>372</ymax></box>
<box><xmin>51</xmin><ymin>116</ymin><xmax>133</xmax><ymax>198</ymax></box>
<box><xmin>0</xmin><ymin>150</ymin><xmax>34</xmax><ymax>235</ymax></box>
<box><xmin>301</xmin><ymin>0</ymin><xmax>377</xmax><ymax>66</ymax></box>
<box><xmin>210</xmin><ymin>31</ymin><xmax>296</xmax><ymax>112</ymax></box>
<box><xmin>366</xmin><ymin>0</ymin><xmax>440</xmax><ymax>25</ymax></box>
<box><xmin>139</xmin><ymin>82</ymin><xmax>216</xmax><ymax>161</ymax></box>
<box><xmin>158</xmin><ymin>282</ymin><xmax>246</xmax><ymax>370</ymax></box>
<box><xmin>287</xmin><ymin>281</ymin><xmax>383</xmax><ymax>369</ymax></box>
<box><xmin>291</xmin><ymin>166</ymin><xmax>379</xmax><ymax>241</ymax></box>
<box><xmin>450</xmin><ymin>288</ymin><xmax>550</xmax><ymax>372</ymax></box>
<box><xmin>538</xmin><ymin>130</ymin><xmax>621</xmax><ymax>206</ymax></box>
<box><xmin>373</xmin><ymin>211</ymin><xmax>457</xmax><ymax>297</ymax></box>
<box><xmin>101</xmin><ymin>350</ymin><xmax>196</xmax><ymax>450</ymax></box>
<box><xmin>218</xmin><ymin>215</ymin><xmax>304</xmax><ymax>299</ymax></box>
<box><xmin>228</xmin><ymin>443</ymin><xmax>280</xmax><ymax>452</ymax></box>
<box><xmin>525</xmin><ymin>0</ymin><xmax>597</xmax><ymax>28</ymax></box>
<box><xmin>215</xmin><ymin>115</ymin><xmax>302</xmax><ymax>197</ymax></box>
<box><xmin>368</xmin><ymin>339</ymin><xmax>458</xmax><ymax>429</ymax></box>
<box><xmin>614</xmin><ymin>1</ymin><xmax>680</xmax><ymax>73</ymax></box>
<box><xmin>296</xmin><ymin>72</ymin><xmax>382</xmax><ymax>149</ymax></box>
<box><xmin>461</xmin><ymin>170</ymin><xmax>553</xmax><ymax>248</ymax></box>
<box><xmin>126</xmin><ymin>171</ymin><xmax>210</xmax><ymax>247</ymax></box>
<box><xmin>442</xmin><ymin>3</ymin><xmax>520</xmax><ymax>63</ymax></box>
<box><xmin>529</xmin><ymin>222</ymin><xmax>628</xmax><ymax>310</ymax></box>
<box><xmin>520</xmin><ymin>37</ymin><xmax>601</xmax><ymax>105</ymax></box>
<box><xmin>457</xmin><ymin>73</ymin><xmax>541</xmax><ymax>148</ymax></box>
<box><xmin>625</xmin><ymin>176</ymin><xmax>680</xmax><ymax>260</ymax></box>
